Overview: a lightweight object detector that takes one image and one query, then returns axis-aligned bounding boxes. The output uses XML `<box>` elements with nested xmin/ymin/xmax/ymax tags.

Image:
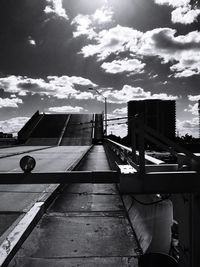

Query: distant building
<box><xmin>128</xmin><ymin>99</ymin><xmax>176</xmax><ymax>142</ymax></box>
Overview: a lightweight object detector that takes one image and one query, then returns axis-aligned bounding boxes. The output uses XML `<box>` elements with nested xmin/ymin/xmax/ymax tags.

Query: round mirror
<box><xmin>20</xmin><ymin>155</ymin><xmax>36</xmax><ymax>173</ymax></box>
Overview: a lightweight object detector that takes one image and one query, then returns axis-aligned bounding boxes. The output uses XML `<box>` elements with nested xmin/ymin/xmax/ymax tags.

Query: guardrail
<box><xmin>104</xmin><ymin>138</ymin><xmax>164</xmax><ymax>172</ymax></box>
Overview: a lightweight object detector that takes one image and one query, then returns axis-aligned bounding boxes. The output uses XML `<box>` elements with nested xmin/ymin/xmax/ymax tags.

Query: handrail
<box><xmin>129</xmin><ymin>115</ymin><xmax>200</xmax><ymax>171</ymax></box>
<box><xmin>105</xmin><ymin>138</ymin><xmax>164</xmax><ymax>167</ymax></box>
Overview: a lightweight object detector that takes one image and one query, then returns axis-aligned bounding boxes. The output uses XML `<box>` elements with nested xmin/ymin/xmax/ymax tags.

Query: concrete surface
<box><xmin>0</xmin><ymin>213</ymin><xmax>21</xmax><ymax>237</ymax></box>
<box><xmin>78</xmin><ymin>145</ymin><xmax>110</xmax><ymax>171</ymax></box>
<box><xmin>9</xmin><ymin>183</ymin><xmax>139</xmax><ymax>267</ymax></box>
<box><xmin>60</xmin><ymin>114</ymin><xmax>93</xmax><ymax>146</ymax></box>
<box><xmin>0</xmin><ymin>146</ymin><xmax>90</xmax><ymax>172</ymax></box>
<box><xmin>0</xmin><ymin>146</ymin><xmax>48</xmax><ymax>158</ymax></box>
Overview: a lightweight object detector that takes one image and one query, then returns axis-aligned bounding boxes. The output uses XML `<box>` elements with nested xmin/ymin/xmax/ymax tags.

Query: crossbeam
<box><xmin>0</xmin><ymin>171</ymin><xmax>119</xmax><ymax>184</ymax></box>
<box><xmin>0</xmin><ymin>169</ymin><xmax>200</xmax><ymax>193</ymax></box>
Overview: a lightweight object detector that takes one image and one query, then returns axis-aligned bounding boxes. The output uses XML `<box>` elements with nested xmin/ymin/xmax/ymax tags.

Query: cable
<box><xmin>69</xmin><ymin>116</ymin><xmax>128</xmax><ymax>126</ymax></box>
<box><xmin>129</xmin><ymin>194</ymin><xmax>171</xmax><ymax>206</ymax></box>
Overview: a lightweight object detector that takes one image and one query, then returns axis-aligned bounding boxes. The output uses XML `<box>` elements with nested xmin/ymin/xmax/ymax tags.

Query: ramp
<box><xmin>60</xmin><ymin>114</ymin><xmax>94</xmax><ymax>146</ymax></box>
<box><xmin>26</xmin><ymin>114</ymin><xmax>69</xmax><ymax>145</ymax></box>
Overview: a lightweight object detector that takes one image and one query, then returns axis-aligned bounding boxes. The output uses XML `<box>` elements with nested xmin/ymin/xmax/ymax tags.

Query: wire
<box><xmin>69</xmin><ymin>116</ymin><xmax>128</xmax><ymax>126</ymax></box>
<box><xmin>129</xmin><ymin>194</ymin><xmax>171</xmax><ymax>207</ymax></box>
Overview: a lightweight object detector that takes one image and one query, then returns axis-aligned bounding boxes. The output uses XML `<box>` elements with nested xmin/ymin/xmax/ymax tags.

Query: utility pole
<box><xmin>88</xmin><ymin>88</ymin><xmax>107</xmax><ymax>136</ymax></box>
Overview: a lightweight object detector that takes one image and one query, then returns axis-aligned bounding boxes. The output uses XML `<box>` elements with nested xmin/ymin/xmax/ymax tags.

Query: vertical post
<box><xmin>138</xmin><ymin>115</ymin><xmax>145</xmax><ymax>174</ymax></box>
<box><xmin>105</xmin><ymin>97</ymin><xmax>107</xmax><ymax>136</ymax></box>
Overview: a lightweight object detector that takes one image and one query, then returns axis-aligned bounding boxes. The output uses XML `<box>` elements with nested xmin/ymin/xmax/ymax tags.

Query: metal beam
<box><xmin>0</xmin><ymin>171</ymin><xmax>119</xmax><ymax>184</ymax></box>
<box><xmin>120</xmin><ymin>171</ymin><xmax>200</xmax><ymax>194</ymax></box>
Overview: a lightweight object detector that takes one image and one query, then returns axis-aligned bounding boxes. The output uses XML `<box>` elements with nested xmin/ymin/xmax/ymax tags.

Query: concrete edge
<box><xmin>0</xmin><ymin>182</ymin><xmax>66</xmax><ymax>267</ymax></box>
<box><xmin>0</xmin><ymin>202</ymin><xmax>44</xmax><ymax>267</ymax></box>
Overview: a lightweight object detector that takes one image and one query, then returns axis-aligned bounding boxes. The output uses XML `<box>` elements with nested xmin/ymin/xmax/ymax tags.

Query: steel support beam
<box><xmin>0</xmin><ymin>171</ymin><xmax>119</xmax><ymax>184</ymax></box>
<box><xmin>1</xmin><ymin>170</ymin><xmax>200</xmax><ymax>193</ymax></box>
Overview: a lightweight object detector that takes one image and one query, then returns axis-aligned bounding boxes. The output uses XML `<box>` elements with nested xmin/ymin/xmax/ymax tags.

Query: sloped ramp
<box><xmin>26</xmin><ymin>114</ymin><xmax>69</xmax><ymax>146</ymax></box>
<box><xmin>60</xmin><ymin>114</ymin><xmax>94</xmax><ymax>146</ymax></box>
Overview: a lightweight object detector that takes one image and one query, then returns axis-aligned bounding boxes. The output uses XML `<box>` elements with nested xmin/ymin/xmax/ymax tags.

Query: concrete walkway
<box><xmin>9</xmin><ymin>183</ymin><xmax>139</xmax><ymax>267</ymax></box>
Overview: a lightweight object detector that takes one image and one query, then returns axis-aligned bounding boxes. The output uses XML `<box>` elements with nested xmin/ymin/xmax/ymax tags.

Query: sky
<box><xmin>0</xmin><ymin>0</ymin><xmax>200</xmax><ymax>137</ymax></box>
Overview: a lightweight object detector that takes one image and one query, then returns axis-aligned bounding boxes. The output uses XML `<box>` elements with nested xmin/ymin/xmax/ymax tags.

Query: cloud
<box><xmin>80</xmin><ymin>25</ymin><xmax>142</xmax><ymax>60</ymax></box>
<box><xmin>47</xmin><ymin>105</ymin><xmax>87</xmax><ymax>113</ymax></box>
<box><xmin>0</xmin><ymin>117</ymin><xmax>29</xmax><ymax>134</ymax></box>
<box><xmin>101</xmin><ymin>58</ymin><xmax>145</xmax><ymax>75</ymax></box>
<box><xmin>72</xmin><ymin>14</ymin><xmax>97</xmax><ymax>39</ymax></box>
<box><xmin>0</xmin><ymin>97</ymin><xmax>23</xmax><ymax>108</ymax></box>
<box><xmin>188</xmin><ymin>95</ymin><xmax>200</xmax><ymax>101</ymax></box>
<box><xmin>72</xmin><ymin>6</ymin><xmax>114</xmax><ymax>39</ymax></box>
<box><xmin>93</xmin><ymin>5</ymin><xmax>114</xmax><ymax>24</ymax></box>
<box><xmin>154</xmin><ymin>0</ymin><xmax>200</xmax><ymax>24</ymax></box>
<box><xmin>177</xmin><ymin>118</ymin><xmax>199</xmax><ymax>137</ymax></box>
<box><xmin>101</xmin><ymin>85</ymin><xmax>178</xmax><ymax>104</ymax></box>
<box><xmin>154</xmin><ymin>0</ymin><xmax>190</xmax><ymax>8</ymax></box>
<box><xmin>184</xmin><ymin>103</ymin><xmax>199</xmax><ymax>115</ymax></box>
<box><xmin>113</xmin><ymin>107</ymin><xmax>127</xmax><ymax>115</ymax></box>
<box><xmin>78</xmin><ymin>24</ymin><xmax>200</xmax><ymax>77</ymax></box>
<box><xmin>171</xmin><ymin>6</ymin><xmax>200</xmax><ymax>24</ymax></box>
<box><xmin>138</xmin><ymin>28</ymin><xmax>200</xmax><ymax>77</ymax></box>
<box><xmin>108</xmin><ymin>123</ymin><xmax>127</xmax><ymax>138</ymax></box>
<box><xmin>44</xmin><ymin>0</ymin><xmax>68</xmax><ymax>20</ymax></box>
<box><xmin>0</xmin><ymin>75</ymin><xmax>97</xmax><ymax>100</ymax></box>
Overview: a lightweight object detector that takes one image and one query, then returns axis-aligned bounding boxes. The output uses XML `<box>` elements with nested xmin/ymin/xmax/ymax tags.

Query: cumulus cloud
<box><xmin>177</xmin><ymin>118</ymin><xmax>199</xmax><ymax>137</ymax></box>
<box><xmin>0</xmin><ymin>97</ymin><xmax>23</xmax><ymax>108</ymax></box>
<box><xmin>139</xmin><ymin>28</ymin><xmax>200</xmax><ymax>77</ymax></box>
<box><xmin>184</xmin><ymin>103</ymin><xmax>199</xmax><ymax>115</ymax></box>
<box><xmin>154</xmin><ymin>0</ymin><xmax>200</xmax><ymax>24</ymax></box>
<box><xmin>108</xmin><ymin>123</ymin><xmax>127</xmax><ymax>137</ymax></box>
<box><xmin>101</xmin><ymin>85</ymin><xmax>178</xmax><ymax>104</ymax></box>
<box><xmin>188</xmin><ymin>95</ymin><xmax>200</xmax><ymax>101</ymax></box>
<box><xmin>72</xmin><ymin>6</ymin><xmax>114</xmax><ymax>39</ymax></box>
<box><xmin>80</xmin><ymin>25</ymin><xmax>142</xmax><ymax>60</ymax></box>
<box><xmin>78</xmin><ymin>24</ymin><xmax>200</xmax><ymax>77</ymax></box>
<box><xmin>48</xmin><ymin>105</ymin><xmax>87</xmax><ymax>113</ymax></box>
<box><xmin>154</xmin><ymin>0</ymin><xmax>190</xmax><ymax>8</ymax></box>
<box><xmin>44</xmin><ymin>0</ymin><xmax>68</xmax><ymax>20</ymax></box>
<box><xmin>101</xmin><ymin>58</ymin><xmax>145</xmax><ymax>75</ymax></box>
<box><xmin>72</xmin><ymin>14</ymin><xmax>97</xmax><ymax>39</ymax></box>
<box><xmin>0</xmin><ymin>75</ymin><xmax>97</xmax><ymax>100</ymax></box>
<box><xmin>113</xmin><ymin>107</ymin><xmax>127</xmax><ymax>115</ymax></box>
<box><xmin>93</xmin><ymin>6</ymin><xmax>114</xmax><ymax>24</ymax></box>
<box><xmin>0</xmin><ymin>117</ymin><xmax>29</xmax><ymax>134</ymax></box>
